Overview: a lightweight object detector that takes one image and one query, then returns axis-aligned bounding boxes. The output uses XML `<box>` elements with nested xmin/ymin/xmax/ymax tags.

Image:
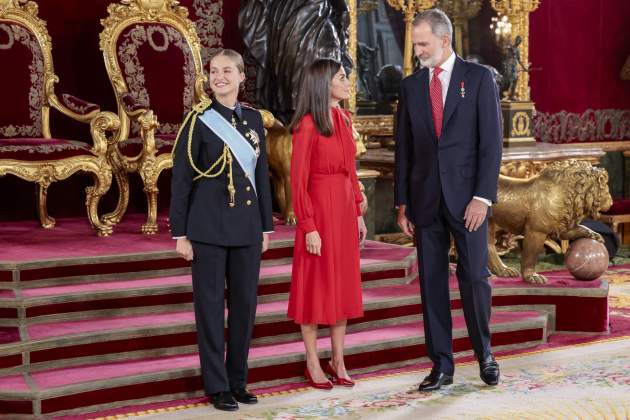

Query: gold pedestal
<box><xmin>501</xmin><ymin>101</ymin><xmax>536</xmax><ymax>147</ymax></box>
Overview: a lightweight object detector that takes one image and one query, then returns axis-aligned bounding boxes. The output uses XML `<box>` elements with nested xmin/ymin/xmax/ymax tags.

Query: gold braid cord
<box><xmin>172</xmin><ymin>97</ymin><xmax>236</xmax><ymax>207</ymax></box>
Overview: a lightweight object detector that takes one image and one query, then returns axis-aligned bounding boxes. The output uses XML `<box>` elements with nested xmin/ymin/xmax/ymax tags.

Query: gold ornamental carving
<box><xmin>511</xmin><ymin>110</ymin><xmax>530</xmax><ymax>136</ymax></box>
<box><xmin>100</xmin><ymin>0</ymin><xmax>209</xmax><ymax>234</ymax></box>
<box><xmin>499</xmin><ymin>160</ymin><xmax>548</xmax><ymax>178</ymax></box>
<box><xmin>488</xmin><ymin>160</ymin><xmax>612</xmax><ymax>284</ymax></box>
<box><xmin>386</xmin><ymin>0</ymin><xmax>437</xmax><ymax>76</ymax></box>
<box><xmin>348</xmin><ymin>0</ymin><xmax>358</xmax><ymax>112</ymax></box>
<box><xmin>100</xmin><ymin>0</ymin><xmax>208</xmax><ymax>145</ymax></box>
<box><xmin>489</xmin><ymin>0</ymin><xmax>540</xmax><ymax>101</ymax></box>
<box><xmin>0</xmin><ymin>0</ymin><xmax>120</xmax><ymax>236</ymax></box>
<box><xmin>354</xmin><ymin>115</ymin><xmax>395</xmax><ymax>137</ymax></box>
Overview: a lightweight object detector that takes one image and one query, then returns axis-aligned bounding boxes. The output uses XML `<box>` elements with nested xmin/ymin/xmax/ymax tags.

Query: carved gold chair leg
<box><xmin>141</xmin><ymin>187</ymin><xmax>159</xmax><ymax>235</ymax></box>
<box><xmin>139</xmin><ymin>155</ymin><xmax>172</xmax><ymax>235</ymax></box>
<box><xmin>90</xmin><ymin>111</ymin><xmax>121</xmax><ymax>230</ymax></box>
<box><xmin>101</xmin><ymin>148</ymin><xmax>130</xmax><ymax>226</ymax></box>
<box><xmin>86</xmin><ymin>166</ymin><xmax>114</xmax><ymax>237</ymax></box>
<box><xmin>36</xmin><ymin>181</ymin><xmax>56</xmax><ymax>229</ymax></box>
<box><xmin>139</xmin><ymin>168</ymin><xmax>159</xmax><ymax>235</ymax></box>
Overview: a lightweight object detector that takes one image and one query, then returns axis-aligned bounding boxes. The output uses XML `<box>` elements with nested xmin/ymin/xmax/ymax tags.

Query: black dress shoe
<box><xmin>479</xmin><ymin>355</ymin><xmax>500</xmax><ymax>385</ymax></box>
<box><xmin>418</xmin><ymin>370</ymin><xmax>454</xmax><ymax>391</ymax></box>
<box><xmin>209</xmin><ymin>391</ymin><xmax>238</xmax><ymax>411</ymax></box>
<box><xmin>231</xmin><ymin>387</ymin><xmax>258</xmax><ymax>404</ymax></box>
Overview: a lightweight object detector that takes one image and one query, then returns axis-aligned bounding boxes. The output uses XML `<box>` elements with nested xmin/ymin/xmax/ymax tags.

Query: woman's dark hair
<box><xmin>289</xmin><ymin>59</ymin><xmax>342</xmax><ymax>136</ymax></box>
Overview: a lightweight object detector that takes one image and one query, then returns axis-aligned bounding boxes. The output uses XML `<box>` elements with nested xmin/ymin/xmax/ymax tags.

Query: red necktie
<box><xmin>430</xmin><ymin>66</ymin><xmax>444</xmax><ymax>139</ymax></box>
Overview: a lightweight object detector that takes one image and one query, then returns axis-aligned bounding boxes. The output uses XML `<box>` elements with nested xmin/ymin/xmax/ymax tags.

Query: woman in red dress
<box><xmin>287</xmin><ymin>59</ymin><xmax>368</xmax><ymax>389</ymax></box>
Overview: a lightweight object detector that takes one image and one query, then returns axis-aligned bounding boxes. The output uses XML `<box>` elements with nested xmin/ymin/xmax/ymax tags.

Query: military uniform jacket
<box><xmin>169</xmin><ymin>99</ymin><xmax>274</xmax><ymax>246</ymax></box>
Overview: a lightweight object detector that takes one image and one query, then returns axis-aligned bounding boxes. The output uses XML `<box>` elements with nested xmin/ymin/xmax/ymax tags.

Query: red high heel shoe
<box><xmin>325</xmin><ymin>362</ymin><xmax>355</xmax><ymax>387</ymax></box>
<box><xmin>304</xmin><ymin>367</ymin><xmax>333</xmax><ymax>390</ymax></box>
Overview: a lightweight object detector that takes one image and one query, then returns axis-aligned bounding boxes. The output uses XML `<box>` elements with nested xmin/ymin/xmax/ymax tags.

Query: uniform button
<box><xmin>243</xmin><ymin>120</ymin><xmax>248</xmax><ymax>125</ymax></box>
<box><xmin>246</xmin><ymin>186</ymin><xmax>251</xmax><ymax>192</ymax></box>
<box><xmin>246</xmin><ymin>200</ymin><xmax>252</xmax><ymax>206</ymax></box>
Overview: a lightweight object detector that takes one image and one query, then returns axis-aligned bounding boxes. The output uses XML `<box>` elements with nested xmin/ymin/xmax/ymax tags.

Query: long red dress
<box><xmin>287</xmin><ymin>107</ymin><xmax>364</xmax><ymax>325</ymax></box>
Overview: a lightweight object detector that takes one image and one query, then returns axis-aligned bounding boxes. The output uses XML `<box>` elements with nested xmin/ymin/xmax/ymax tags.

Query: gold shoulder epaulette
<box><xmin>173</xmin><ymin>96</ymin><xmax>237</xmax><ymax>206</ymax></box>
<box><xmin>172</xmin><ymin>97</ymin><xmax>213</xmax><ymax>158</ymax></box>
<box><xmin>193</xmin><ymin>96</ymin><xmax>212</xmax><ymax>114</ymax></box>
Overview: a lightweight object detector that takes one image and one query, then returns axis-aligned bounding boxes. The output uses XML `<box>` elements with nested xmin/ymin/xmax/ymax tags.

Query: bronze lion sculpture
<box><xmin>488</xmin><ymin>160</ymin><xmax>613</xmax><ymax>284</ymax></box>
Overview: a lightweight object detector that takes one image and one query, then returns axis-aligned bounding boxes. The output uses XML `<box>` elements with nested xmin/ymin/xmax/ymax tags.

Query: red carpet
<box><xmin>0</xmin><ymin>214</ymin><xmax>296</xmax><ymax>262</ymax></box>
<box><xmin>0</xmin><ymin>215</ymin><xmax>617</xmax><ymax>418</ymax></box>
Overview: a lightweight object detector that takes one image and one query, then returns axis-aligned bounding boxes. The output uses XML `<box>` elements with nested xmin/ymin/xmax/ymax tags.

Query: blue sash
<box><xmin>198</xmin><ymin>108</ymin><xmax>258</xmax><ymax>196</ymax></box>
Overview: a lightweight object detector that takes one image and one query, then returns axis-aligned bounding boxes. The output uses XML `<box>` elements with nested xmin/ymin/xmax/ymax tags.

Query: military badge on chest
<box><xmin>245</xmin><ymin>128</ymin><xmax>261</xmax><ymax>157</ymax></box>
<box><xmin>232</xmin><ymin>116</ymin><xmax>261</xmax><ymax>157</ymax></box>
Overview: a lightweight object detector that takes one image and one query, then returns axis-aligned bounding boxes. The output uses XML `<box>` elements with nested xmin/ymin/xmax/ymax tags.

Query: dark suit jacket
<box><xmin>394</xmin><ymin>56</ymin><xmax>503</xmax><ymax>228</ymax></box>
<box><xmin>170</xmin><ymin>99</ymin><xmax>274</xmax><ymax>246</ymax></box>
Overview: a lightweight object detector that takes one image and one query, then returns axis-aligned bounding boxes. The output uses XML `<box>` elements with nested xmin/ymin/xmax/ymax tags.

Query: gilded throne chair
<box><xmin>0</xmin><ymin>0</ymin><xmax>119</xmax><ymax>236</ymax></box>
<box><xmin>99</xmin><ymin>0</ymin><xmax>209</xmax><ymax>234</ymax></box>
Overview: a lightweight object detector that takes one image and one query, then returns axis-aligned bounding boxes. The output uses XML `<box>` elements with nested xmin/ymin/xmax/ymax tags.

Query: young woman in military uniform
<box><xmin>170</xmin><ymin>49</ymin><xmax>273</xmax><ymax>412</ymax></box>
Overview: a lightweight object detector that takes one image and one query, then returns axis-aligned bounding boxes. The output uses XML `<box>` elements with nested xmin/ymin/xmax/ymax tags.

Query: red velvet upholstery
<box><xmin>118</xmin><ymin>134</ymin><xmax>176</xmax><ymax>158</ymax></box>
<box><xmin>0</xmin><ymin>138</ymin><xmax>92</xmax><ymax>160</ymax></box>
<box><xmin>121</xmin><ymin>92</ymin><xmax>149</xmax><ymax>113</ymax></box>
<box><xmin>115</xmin><ymin>23</ymin><xmax>196</xmax><ymax>135</ymax></box>
<box><xmin>60</xmin><ymin>94</ymin><xmax>100</xmax><ymax>115</ymax></box>
<box><xmin>602</xmin><ymin>199</ymin><xmax>630</xmax><ymax>215</ymax></box>
<box><xmin>0</xmin><ymin>21</ymin><xmax>44</xmax><ymax>138</ymax></box>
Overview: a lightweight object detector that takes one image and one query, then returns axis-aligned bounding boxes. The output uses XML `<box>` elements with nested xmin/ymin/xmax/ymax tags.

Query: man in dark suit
<box><xmin>394</xmin><ymin>9</ymin><xmax>503</xmax><ymax>391</ymax></box>
<box><xmin>170</xmin><ymin>49</ymin><xmax>274</xmax><ymax>411</ymax></box>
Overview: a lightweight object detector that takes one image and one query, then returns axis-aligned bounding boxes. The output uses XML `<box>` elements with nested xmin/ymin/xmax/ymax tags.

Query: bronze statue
<box><xmin>239</xmin><ymin>0</ymin><xmax>353</xmax><ymax>124</ymax></box>
<box><xmin>501</xmin><ymin>35</ymin><xmax>528</xmax><ymax>101</ymax></box>
<box><xmin>487</xmin><ymin>160</ymin><xmax>613</xmax><ymax>284</ymax></box>
<box><xmin>357</xmin><ymin>42</ymin><xmax>378</xmax><ymax>100</ymax></box>
<box><xmin>259</xmin><ymin>109</ymin><xmax>297</xmax><ymax>225</ymax></box>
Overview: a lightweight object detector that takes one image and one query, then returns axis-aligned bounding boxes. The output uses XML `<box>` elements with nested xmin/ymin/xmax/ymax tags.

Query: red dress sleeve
<box><xmin>343</xmin><ymin>111</ymin><xmax>364</xmax><ymax>217</ymax></box>
<box><xmin>291</xmin><ymin>115</ymin><xmax>318</xmax><ymax>233</ymax></box>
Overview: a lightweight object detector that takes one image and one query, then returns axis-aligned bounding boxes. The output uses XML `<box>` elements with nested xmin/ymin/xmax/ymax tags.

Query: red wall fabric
<box><xmin>529</xmin><ymin>0</ymin><xmax>630</xmax><ymax>113</ymax></box>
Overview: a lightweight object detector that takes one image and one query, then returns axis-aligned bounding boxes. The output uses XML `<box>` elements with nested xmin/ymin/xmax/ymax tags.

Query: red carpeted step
<box><xmin>0</xmin><ymin>310</ymin><xmax>546</xmax><ymax>416</ymax></box>
<box><xmin>23</xmin><ymin>282</ymin><xmax>420</xmax><ymax>341</ymax></box>
<box><xmin>0</xmin><ymin>219</ymin><xmax>297</xmax><ymax>286</ymax></box>
<box><xmin>0</xmin><ymin>215</ymin><xmax>295</xmax><ymax>263</ymax></box>
<box><xmin>0</xmin><ymin>282</ymin><xmax>423</xmax><ymax>371</ymax></box>
<box><xmin>1</xmin><ymin>241</ymin><xmax>416</xmax><ymax>323</ymax></box>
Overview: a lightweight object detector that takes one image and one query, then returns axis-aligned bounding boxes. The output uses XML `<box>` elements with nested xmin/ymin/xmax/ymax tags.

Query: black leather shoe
<box><xmin>418</xmin><ymin>370</ymin><xmax>454</xmax><ymax>391</ymax></box>
<box><xmin>231</xmin><ymin>387</ymin><xmax>258</xmax><ymax>404</ymax></box>
<box><xmin>209</xmin><ymin>391</ymin><xmax>238</xmax><ymax>411</ymax></box>
<box><xmin>479</xmin><ymin>355</ymin><xmax>500</xmax><ymax>385</ymax></box>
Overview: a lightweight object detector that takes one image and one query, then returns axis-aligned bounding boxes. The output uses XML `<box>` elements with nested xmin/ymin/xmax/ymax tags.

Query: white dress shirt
<box><xmin>428</xmin><ymin>52</ymin><xmax>492</xmax><ymax>208</ymax></box>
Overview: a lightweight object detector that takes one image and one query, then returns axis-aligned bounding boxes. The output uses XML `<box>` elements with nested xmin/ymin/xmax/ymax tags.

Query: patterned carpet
<box><xmin>85</xmin><ymin>256</ymin><xmax>630</xmax><ymax>420</ymax></box>
<box><xmin>118</xmin><ymin>337</ymin><xmax>630</xmax><ymax>420</ymax></box>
